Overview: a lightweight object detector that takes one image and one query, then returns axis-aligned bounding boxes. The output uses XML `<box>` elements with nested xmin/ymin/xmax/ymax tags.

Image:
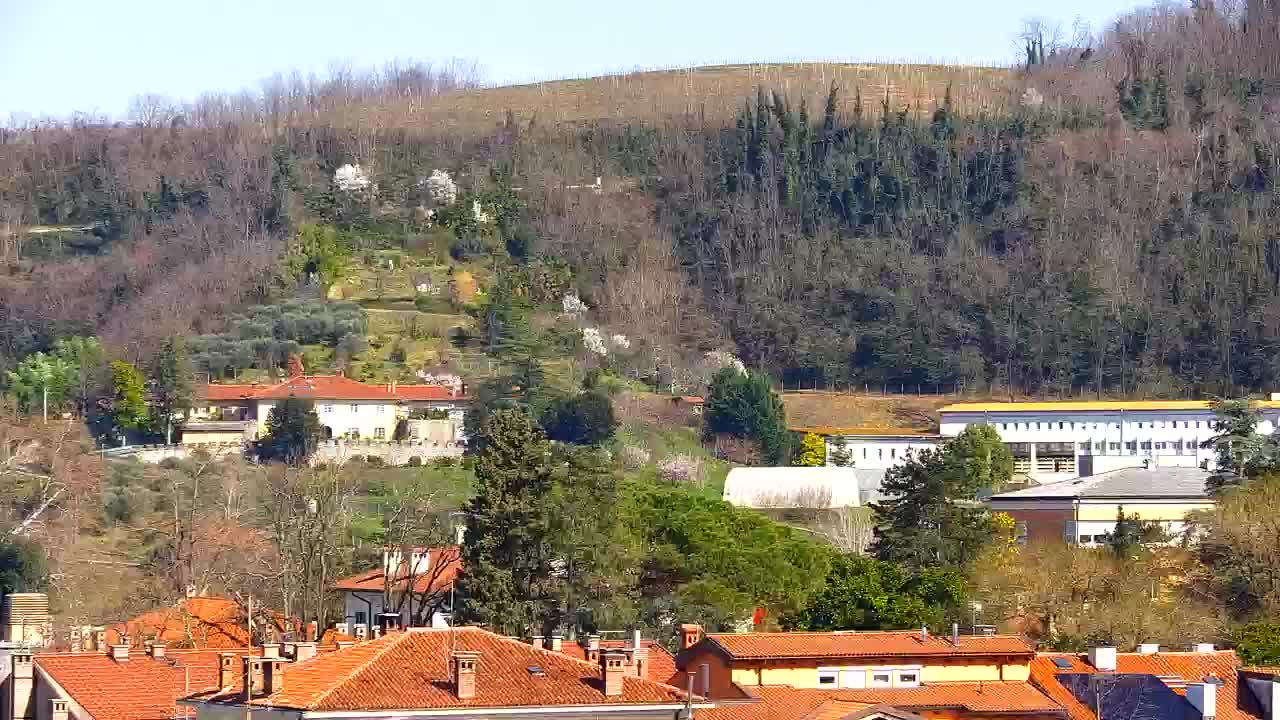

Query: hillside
<box><xmin>406</xmin><ymin>63</ymin><xmax>1013</xmax><ymax>131</ymax></box>
<box><xmin>782</xmin><ymin>392</ymin><xmax>953</xmax><ymax>434</ymax></box>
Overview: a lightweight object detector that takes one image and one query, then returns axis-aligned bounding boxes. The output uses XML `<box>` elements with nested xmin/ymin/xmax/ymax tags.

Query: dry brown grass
<box><xmin>782</xmin><ymin>391</ymin><xmax>960</xmax><ymax>434</ymax></box>
<box><xmin>342</xmin><ymin>63</ymin><xmax>1014</xmax><ymax>133</ymax></box>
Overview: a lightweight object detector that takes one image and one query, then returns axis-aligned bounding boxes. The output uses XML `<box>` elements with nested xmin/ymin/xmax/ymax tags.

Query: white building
<box><xmin>814</xmin><ymin>431</ymin><xmax>943</xmax><ymax>469</ymax></box>
<box><xmin>723</xmin><ymin>466</ymin><xmax>890</xmax><ymax>508</ymax></box>
<box><xmin>333</xmin><ymin>545</ymin><xmax>460</xmax><ymax>631</ymax></box>
<box><xmin>938</xmin><ymin>399</ymin><xmax>1280</xmax><ymax>483</ymax></box>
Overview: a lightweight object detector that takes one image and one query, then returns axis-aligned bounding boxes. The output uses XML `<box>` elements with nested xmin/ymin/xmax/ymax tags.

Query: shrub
<box><xmin>407</xmin><ymin>456</ymin><xmax>423</xmax><ymax>467</ymax></box>
<box><xmin>540</xmin><ymin>391</ymin><xmax>617</xmax><ymax>445</ymax></box>
<box><xmin>658</xmin><ymin>454</ymin><xmax>705</xmax><ymax>487</ymax></box>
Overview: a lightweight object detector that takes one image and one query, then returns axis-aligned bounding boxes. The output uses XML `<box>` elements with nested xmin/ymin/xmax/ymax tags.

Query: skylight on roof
<box><xmin>1052</xmin><ymin>658</ymin><xmax>1073</xmax><ymax>669</ymax></box>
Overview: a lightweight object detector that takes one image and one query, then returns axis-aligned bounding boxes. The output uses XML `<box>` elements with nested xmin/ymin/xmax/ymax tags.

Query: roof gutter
<box><xmin>301</xmin><ymin>704</ymin><xmax>712</xmax><ymax>718</ymax></box>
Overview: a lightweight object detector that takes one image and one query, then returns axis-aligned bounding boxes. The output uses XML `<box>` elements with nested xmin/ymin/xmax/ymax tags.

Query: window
<box><xmin>1137</xmin><ymin>422</ymin><xmax>1144</xmax><ymax>429</ymax></box>
<box><xmin>818</xmin><ymin>670</ymin><xmax>838</xmax><ymax>686</ymax></box>
<box><xmin>1079</xmin><ymin>442</ymin><xmax>1090</xmax><ymax>450</ymax></box>
<box><xmin>878</xmin><ymin>449</ymin><xmax>883</xmax><ymax>459</ymax></box>
<box><xmin>322</xmin><ymin>404</ymin><xmax>334</xmax><ymax>414</ymax></box>
<box><xmin>355</xmin><ymin>611</ymin><xmax>367</xmax><ymax>625</ymax></box>
<box><xmin>1079</xmin><ymin>535</ymin><xmax>1093</xmax><ymax>545</ymax></box>
<box><xmin>1155</xmin><ymin>442</ymin><xmax>1166</xmax><ymax>450</ymax></box>
<box><xmin>350</xmin><ymin>404</ymin><xmax>359</xmax><ymax>413</ymax></box>
<box><xmin>1035</xmin><ymin>422</ymin><xmax>1041</xmax><ymax>430</ymax></box>
<box><xmin>894</xmin><ymin>670</ymin><xmax>920</xmax><ymax>687</ymax></box>
<box><xmin>1001</xmin><ymin>423</ymin><xmax>1008</xmax><ymax>430</ymax></box>
<box><xmin>870</xmin><ymin>672</ymin><xmax>892</xmax><ymax>688</ymax></box>
<box><xmin>863</xmin><ymin>448</ymin><xmax>868</xmax><ymax>459</ymax></box>
<box><xmin>890</xmin><ymin>449</ymin><xmax>896</xmax><ymax>459</ymax></box>
<box><xmin>375</xmin><ymin>428</ymin><xmax>386</xmax><ymax>439</ymax></box>
<box><xmin>1109</xmin><ymin>442</ymin><xmax>1120</xmax><ymax>451</ymax></box>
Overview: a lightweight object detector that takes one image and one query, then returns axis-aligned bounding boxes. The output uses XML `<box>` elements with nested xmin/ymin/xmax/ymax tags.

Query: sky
<box><xmin>0</xmin><ymin>0</ymin><xmax>1143</xmax><ymax>120</ymax></box>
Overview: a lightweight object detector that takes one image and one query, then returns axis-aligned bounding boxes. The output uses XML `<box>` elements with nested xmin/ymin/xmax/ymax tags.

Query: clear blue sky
<box><xmin>0</xmin><ymin>0</ymin><xmax>1142</xmax><ymax>120</ymax></box>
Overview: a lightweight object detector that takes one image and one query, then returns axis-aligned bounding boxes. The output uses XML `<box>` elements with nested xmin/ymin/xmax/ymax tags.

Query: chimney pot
<box><xmin>353</xmin><ymin>623</ymin><xmax>368</xmax><ymax>641</ymax></box>
<box><xmin>49</xmin><ymin>699</ymin><xmax>68</xmax><ymax>720</ymax></box>
<box><xmin>531</xmin><ymin>635</ymin><xmax>545</xmax><ymax>648</ymax></box>
<box><xmin>1195</xmin><ymin>643</ymin><xmax>1217</xmax><ymax>653</ymax></box>
<box><xmin>336</xmin><ymin>640</ymin><xmax>355</xmax><ymax>650</ymax></box>
<box><xmin>952</xmin><ymin>622</ymin><xmax>960</xmax><ymax>646</ymax></box>
<box><xmin>1089</xmin><ymin>646</ymin><xmax>1118</xmax><ymax>672</ymax></box>
<box><xmin>263</xmin><ymin>658</ymin><xmax>286</xmax><ymax>695</ymax></box>
<box><xmin>1138</xmin><ymin>643</ymin><xmax>1160</xmax><ymax>654</ymax></box>
<box><xmin>94</xmin><ymin>630</ymin><xmax>106</xmax><ymax>651</ymax></box>
<box><xmin>334</xmin><ymin>622</ymin><xmax>349</xmax><ymax>636</ymax></box>
<box><xmin>306</xmin><ymin>621</ymin><xmax>319</xmax><ymax>642</ymax></box>
<box><xmin>109</xmin><ymin>644</ymin><xmax>129</xmax><ymax>662</ymax></box>
<box><xmin>294</xmin><ymin>642</ymin><xmax>317</xmax><ymax>662</ymax></box>
<box><xmin>549</xmin><ymin>634</ymin><xmax>562</xmax><ymax>652</ymax></box>
<box><xmin>261</xmin><ymin>643</ymin><xmax>280</xmax><ymax>659</ymax></box>
<box><xmin>218</xmin><ymin>653</ymin><xmax>237</xmax><ymax>688</ymax></box>
<box><xmin>601</xmin><ymin>650</ymin><xmax>626</xmax><ymax>697</ymax></box>
<box><xmin>679</xmin><ymin>624</ymin><xmax>702</xmax><ymax>650</ymax></box>
<box><xmin>631</xmin><ymin>629</ymin><xmax>642</xmax><ymax>650</ymax></box>
<box><xmin>149</xmin><ymin>642</ymin><xmax>166</xmax><ymax>659</ymax></box>
<box><xmin>452</xmin><ymin>651</ymin><xmax>480</xmax><ymax>699</ymax></box>
<box><xmin>920</xmin><ymin>626</ymin><xmax>929</xmax><ymax>643</ymax></box>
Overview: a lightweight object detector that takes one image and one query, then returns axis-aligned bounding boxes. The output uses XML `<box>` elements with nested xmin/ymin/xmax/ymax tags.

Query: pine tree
<box><xmin>108</xmin><ymin>361</ymin><xmax>149</xmax><ymax>434</ymax></box>
<box><xmin>456</xmin><ymin>408</ymin><xmax>557</xmax><ymax>635</ymax></box>
<box><xmin>829</xmin><ymin>436</ymin><xmax>854</xmax><ymax>467</ymax></box>
<box><xmin>259</xmin><ymin>396</ymin><xmax>322</xmax><ymax>465</ymax></box>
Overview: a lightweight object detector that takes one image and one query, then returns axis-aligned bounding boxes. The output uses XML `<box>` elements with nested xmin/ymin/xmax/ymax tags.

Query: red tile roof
<box><xmin>332</xmin><ymin>546</ymin><xmax>460</xmax><ymax>594</ymax></box>
<box><xmin>185</xmin><ymin>627</ymin><xmax>693</xmax><ymax>711</ymax></box>
<box><xmin>1030</xmin><ymin>651</ymin><xmax>1260</xmax><ymax>720</ymax></box>
<box><xmin>699</xmin><ymin>684</ymin><xmax>1061</xmax><ymax>720</ymax></box>
<box><xmin>202</xmin><ymin>377</ymin><xmax>462</xmax><ymax>403</ymax></box>
<box><xmin>393</xmin><ymin>385</ymin><xmax>463</xmax><ymax>401</ymax></box>
<box><xmin>37</xmin><ymin>649</ymin><xmax>243</xmax><ymax>720</ymax></box>
<box><xmin>556</xmin><ymin>641</ymin><xmax>678</xmax><ymax>685</ymax></box>
<box><xmin>698</xmin><ymin>631</ymin><xmax>1035</xmax><ymax>662</ymax></box>
<box><xmin>107</xmin><ymin>597</ymin><xmax>291</xmax><ymax>650</ymax></box>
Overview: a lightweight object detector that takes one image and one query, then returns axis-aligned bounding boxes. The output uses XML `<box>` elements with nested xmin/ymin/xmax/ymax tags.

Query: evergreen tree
<box><xmin>6</xmin><ymin>352</ymin><xmax>75</xmax><ymax>419</ymax></box>
<box><xmin>703</xmin><ymin>368</ymin><xmax>789</xmax><ymax>464</ymax></box>
<box><xmin>781</xmin><ymin>554</ymin><xmax>966</xmax><ymax>631</ymax></box>
<box><xmin>794</xmin><ymin>433</ymin><xmax>827</xmax><ymax>466</ymax></box>
<box><xmin>0</xmin><ymin>539</ymin><xmax>47</xmax><ymax>595</ymax></box>
<box><xmin>1102</xmin><ymin>507</ymin><xmax>1169</xmax><ymax>559</ymax></box>
<box><xmin>1202</xmin><ymin>398</ymin><xmax>1274</xmax><ymax>491</ymax></box>
<box><xmin>540</xmin><ymin>390</ymin><xmax>617</xmax><ymax>446</ymax></box>
<box><xmin>108</xmin><ymin>361</ymin><xmax>149</xmax><ymax>434</ymax></box>
<box><xmin>150</xmin><ymin>337</ymin><xmax>193</xmax><ymax>444</ymax></box>
<box><xmin>829</xmin><ymin>436</ymin><xmax>854</xmax><ymax>467</ymax></box>
<box><xmin>456</xmin><ymin>408</ymin><xmax>557</xmax><ymax>635</ymax></box>
<box><xmin>872</xmin><ymin>425</ymin><xmax>1009</xmax><ymax>569</ymax></box>
<box><xmin>258</xmin><ymin>397</ymin><xmax>322</xmax><ymax>465</ymax></box>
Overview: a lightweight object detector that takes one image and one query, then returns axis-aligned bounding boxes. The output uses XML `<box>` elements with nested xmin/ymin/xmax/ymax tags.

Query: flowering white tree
<box><xmin>333</xmin><ymin>164</ymin><xmax>371</xmax><ymax>193</ymax></box>
<box><xmin>561</xmin><ymin>294</ymin><xmax>588</xmax><ymax>316</ymax></box>
<box><xmin>472</xmin><ymin>200</ymin><xmax>493</xmax><ymax>224</ymax></box>
<box><xmin>581</xmin><ymin>328</ymin><xmax>608</xmax><ymax>356</ymax></box>
<box><xmin>705</xmin><ymin>350</ymin><xmax>747</xmax><ymax>376</ymax></box>
<box><xmin>422</xmin><ymin>169</ymin><xmax>458</xmax><ymax>206</ymax></box>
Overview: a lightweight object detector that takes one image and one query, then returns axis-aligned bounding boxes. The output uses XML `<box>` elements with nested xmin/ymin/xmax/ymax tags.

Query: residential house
<box><xmin>3</xmin><ymin>642</ymin><xmax>250</xmax><ymax>720</ymax></box>
<box><xmin>183</xmin><ymin>626</ymin><xmax>708</xmax><ymax>720</ymax></box>
<box><xmin>188</xmin><ymin>376</ymin><xmax>468</xmax><ymax>445</ymax></box>
<box><xmin>697</xmin><ymin>683</ymin><xmax>1065</xmax><ymax>720</ymax></box>
<box><xmin>536</xmin><ymin>632</ymin><xmax>678</xmax><ymax>687</ymax></box>
<box><xmin>672</xmin><ymin>626</ymin><xmax>1039</xmax><ymax>699</ymax></box>
<box><xmin>986</xmin><ymin>466</ymin><xmax>1214</xmax><ymax>547</ymax></box>
<box><xmin>332</xmin><ymin>546</ymin><xmax>460</xmax><ymax>630</ymax></box>
<box><xmin>1031</xmin><ymin>645</ymin><xmax>1262</xmax><ymax>719</ymax></box>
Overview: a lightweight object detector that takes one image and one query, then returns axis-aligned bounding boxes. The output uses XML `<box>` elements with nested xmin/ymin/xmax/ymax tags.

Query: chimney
<box><xmin>336</xmin><ymin>640</ymin><xmax>355</xmax><ymax>650</ymax></box>
<box><xmin>93</xmin><ymin>629</ymin><xmax>106</xmax><ymax>651</ymax></box>
<box><xmin>601</xmin><ymin>651</ymin><xmax>626</xmax><ymax>697</ymax></box>
<box><xmin>49</xmin><ymin>700</ymin><xmax>68</xmax><ymax>720</ymax></box>
<box><xmin>631</xmin><ymin>629</ymin><xmax>642</xmax><ymax>649</ymax></box>
<box><xmin>1187</xmin><ymin>680</ymin><xmax>1218</xmax><ymax>719</ymax></box>
<box><xmin>243</xmin><ymin>656</ymin><xmax>266</xmax><ymax>695</ymax></box>
<box><xmin>1195</xmin><ymin>643</ymin><xmax>1217</xmax><ymax>653</ymax></box>
<box><xmin>148</xmin><ymin>642</ymin><xmax>167</xmax><ymax>659</ymax></box>
<box><xmin>294</xmin><ymin>642</ymin><xmax>317</xmax><ymax>662</ymax></box>
<box><xmin>679</xmin><ymin>624</ymin><xmax>702</xmax><ymax>650</ymax></box>
<box><xmin>334</xmin><ymin>622</ymin><xmax>350</xmax><ymax>636</ymax></box>
<box><xmin>952</xmin><ymin>623</ymin><xmax>960</xmax><ymax>646</ymax></box>
<box><xmin>1138</xmin><ymin>643</ymin><xmax>1160</xmax><ymax>654</ymax></box>
<box><xmin>353</xmin><ymin>623</ymin><xmax>368</xmax><ymax>641</ymax></box>
<box><xmin>531</xmin><ymin>635</ymin><xmax>544</xmax><ymax>649</ymax></box>
<box><xmin>372</xmin><ymin>626</ymin><xmax>382</xmax><ymax>640</ymax></box>
<box><xmin>920</xmin><ymin>626</ymin><xmax>929</xmax><ymax>643</ymax></box>
<box><xmin>1089</xmin><ymin>646</ymin><xmax>1118</xmax><ymax>672</ymax></box>
<box><xmin>632</xmin><ymin>645</ymin><xmax>649</xmax><ymax>679</ymax></box>
<box><xmin>109</xmin><ymin>644</ymin><xmax>129</xmax><ymax>663</ymax></box>
<box><xmin>549</xmin><ymin>634</ymin><xmax>562</xmax><ymax>652</ymax></box>
<box><xmin>378</xmin><ymin>613</ymin><xmax>400</xmax><ymax>633</ymax></box>
<box><xmin>282</xmin><ymin>642</ymin><xmax>297</xmax><ymax>659</ymax></box>
<box><xmin>261</xmin><ymin>643</ymin><xmax>280</xmax><ymax>659</ymax></box>
<box><xmin>218</xmin><ymin>653</ymin><xmax>237</xmax><ymax>688</ymax></box>
<box><xmin>587</xmin><ymin>634</ymin><xmax>601</xmax><ymax>663</ymax></box>
<box><xmin>12</xmin><ymin>651</ymin><xmax>33</xmax><ymax>720</ymax></box>
<box><xmin>306</xmin><ymin>620</ymin><xmax>318</xmax><ymax>642</ymax></box>
<box><xmin>263</xmin><ymin>658</ymin><xmax>287</xmax><ymax>695</ymax></box>
<box><xmin>452</xmin><ymin>651</ymin><xmax>480</xmax><ymax>700</ymax></box>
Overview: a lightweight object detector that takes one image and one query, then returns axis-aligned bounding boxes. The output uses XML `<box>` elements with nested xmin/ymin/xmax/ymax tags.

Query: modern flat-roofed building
<box><xmin>937</xmin><ymin>399</ymin><xmax>1280</xmax><ymax>483</ymax></box>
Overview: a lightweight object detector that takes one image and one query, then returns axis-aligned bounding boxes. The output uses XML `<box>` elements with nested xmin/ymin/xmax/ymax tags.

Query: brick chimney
<box><xmin>109</xmin><ymin>644</ymin><xmax>129</xmax><ymax>663</ymax></box>
<box><xmin>263</xmin><ymin>658</ymin><xmax>287</xmax><ymax>695</ymax></box>
<box><xmin>452</xmin><ymin>651</ymin><xmax>480</xmax><ymax>700</ymax></box>
<box><xmin>11</xmin><ymin>651</ymin><xmax>33</xmax><ymax>720</ymax></box>
<box><xmin>586</xmin><ymin>634</ymin><xmax>601</xmax><ymax>663</ymax></box>
<box><xmin>218</xmin><ymin>653</ymin><xmax>237</xmax><ymax>689</ymax></box>
<box><xmin>294</xmin><ymin>642</ymin><xmax>317</xmax><ymax>662</ymax></box>
<box><xmin>680</xmin><ymin>624</ymin><xmax>703</xmax><ymax>650</ymax></box>
<box><xmin>601</xmin><ymin>651</ymin><xmax>626</xmax><ymax>697</ymax></box>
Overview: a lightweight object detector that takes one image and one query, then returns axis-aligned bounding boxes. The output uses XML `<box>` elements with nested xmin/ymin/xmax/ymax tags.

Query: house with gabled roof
<box><xmin>182</xmin><ymin>626</ymin><xmax>707</xmax><ymax>720</ymax></box>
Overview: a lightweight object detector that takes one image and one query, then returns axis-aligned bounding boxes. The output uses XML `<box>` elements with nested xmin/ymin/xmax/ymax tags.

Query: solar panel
<box><xmin>1052</xmin><ymin>658</ymin><xmax>1073</xmax><ymax>669</ymax></box>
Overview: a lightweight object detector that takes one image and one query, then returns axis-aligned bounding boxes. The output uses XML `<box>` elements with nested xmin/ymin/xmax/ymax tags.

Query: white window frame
<box><xmin>351</xmin><ymin>404</ymin><xmax>359</xmax><ymax>413</ymax></box>
<box><xmin>869</xmin><ymin>670</ymin><xmax>893</xmax><ymax>688</ymax></box>
<box><xmin>817</xmin><ymin>668</ymin><xmax>839</xmax><ymax>686</ymax></box>
<box><xmin>893</xmin><ymin>668</ymin><xmax>922</xmax><ymax>687</ymax></box>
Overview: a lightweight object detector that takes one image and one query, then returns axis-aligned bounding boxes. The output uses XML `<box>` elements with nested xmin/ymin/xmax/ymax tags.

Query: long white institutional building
<box><xmin>824</xmin><ymin>398</ymin><xmax>1280</xmax><ymax>484</ymax></box>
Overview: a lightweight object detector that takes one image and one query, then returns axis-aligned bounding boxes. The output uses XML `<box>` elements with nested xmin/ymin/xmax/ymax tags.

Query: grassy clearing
<box><xmin>782</xmin><ymin>392</ymin><xmax>958</xmax><ymax>433</ymax></box>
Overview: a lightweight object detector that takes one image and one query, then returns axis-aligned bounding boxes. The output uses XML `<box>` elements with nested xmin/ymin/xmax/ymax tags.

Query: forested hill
<box><xmin>6</xmin><ymin>1</ymin><xmax>1280</xmax><ymax>396</ymax></box>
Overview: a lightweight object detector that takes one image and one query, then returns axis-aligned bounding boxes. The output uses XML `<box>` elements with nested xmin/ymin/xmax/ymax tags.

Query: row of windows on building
<box><xmin>320</xmin><ymin>404</ymin><xmax>391</xmax><ymax>414</ymax></box>
<box><xmin>816</xmin><ymin>666</ymin><xmax>921</xmax><ymax>689</ymax></box>
<box><xmin>997</xmin><ymin>419</ymin><xmax>1214</xmax><ymax>432</ymax></box>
